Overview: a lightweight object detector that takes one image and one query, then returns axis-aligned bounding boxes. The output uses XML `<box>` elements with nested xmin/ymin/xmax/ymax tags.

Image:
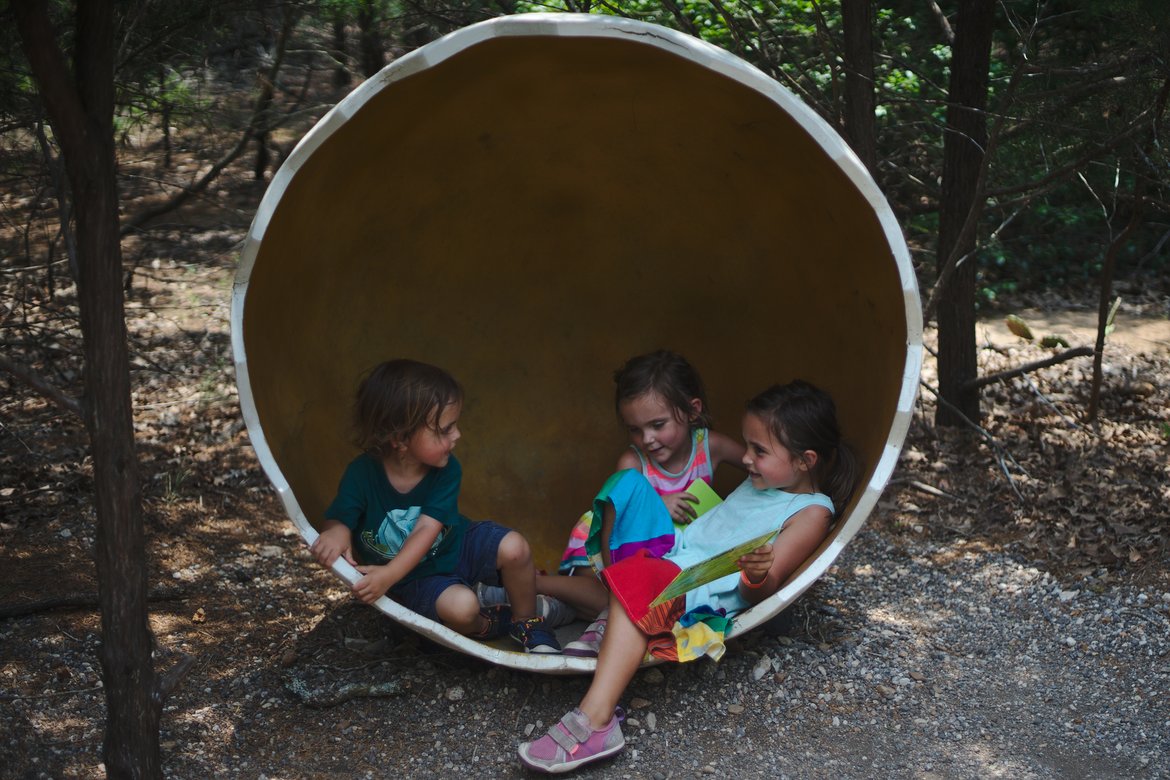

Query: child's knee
<box><xmin>497</xmin><ymin>530</ymin><xmax>532</xmax><ymax>568</ymax></box>
<box><xmin>435</xmin><ymin>584</ymin><xmax>480</xmax><ymax>631</ymax></box>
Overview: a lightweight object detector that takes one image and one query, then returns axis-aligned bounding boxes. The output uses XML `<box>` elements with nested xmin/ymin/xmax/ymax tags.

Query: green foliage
<box><xmin>116</xmin><ymin>66</ymin><xmax>212</xmax><ymax>141</ymax></box>
<box><xmin>6</xmin><ymin>0</ymin><xmax>1167</xmax><ymax>304</ymax></box>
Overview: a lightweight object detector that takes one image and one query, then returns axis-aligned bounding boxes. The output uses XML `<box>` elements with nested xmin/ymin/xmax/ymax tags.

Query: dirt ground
<box><xmin>2</xmin><ymin>242</ymin><xmax>1168</xmax><ymax>776</ymax></box>
<box><xmin>1</xmin><ymin>83</ymin><xmax>1169</xmax><ymax>777</ymax></box>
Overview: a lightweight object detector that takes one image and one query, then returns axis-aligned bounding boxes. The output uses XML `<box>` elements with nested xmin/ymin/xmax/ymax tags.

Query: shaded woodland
<box><xmin>2</xmin><ymin>2</ymin><xmax>1168</xmax><ymax>776</ymax></box>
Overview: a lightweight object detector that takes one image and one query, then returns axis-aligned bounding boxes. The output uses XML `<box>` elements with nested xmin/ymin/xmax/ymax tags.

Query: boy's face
<box><xmin>740</xmin><ymin>412</ymin><xmax>809</xmax><ymax>491</ymax></box>
<box><xmin>618</xmin><ymin>391</ymin><xmax>698</xmax><ymax>473</ymax></box>
<box><xmin>405</xmin><ymin>402</ymin><xmax>462</xmax><ymax>469</ymax></box>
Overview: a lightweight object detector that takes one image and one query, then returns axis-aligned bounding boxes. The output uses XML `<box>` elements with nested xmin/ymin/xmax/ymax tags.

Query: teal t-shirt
<box><xmin>324</xmin><ymin>453</ymin><xmax>469</xmax><ymax>585</ymax></box>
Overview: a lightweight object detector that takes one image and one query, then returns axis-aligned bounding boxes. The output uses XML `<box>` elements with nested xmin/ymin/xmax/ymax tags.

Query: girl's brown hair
<box><xmin>745</xmin><ymin>380</ymin><xmax>861</xmax><ymax>518</ymax></box>
<box><xmin>613</xmin><ymin>350</ymin><xmax>713</xmax><ymax>429</ymax></box>
<box><xmin>353</xmin><ymin>359</ymin><xmax>463</xmax><ymax>457</ymax></box>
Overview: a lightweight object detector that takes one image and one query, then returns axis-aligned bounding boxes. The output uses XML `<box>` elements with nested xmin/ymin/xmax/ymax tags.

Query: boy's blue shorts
<box><xmin>390</xmin><ymin>520</ymin><xmax>512</xmax><ymax>622</ymax></box>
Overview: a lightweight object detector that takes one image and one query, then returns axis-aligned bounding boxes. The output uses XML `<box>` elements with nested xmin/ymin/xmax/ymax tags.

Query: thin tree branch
<box><xmin>1088</xmin><ymin>79</ymin><xmax>1170</xmax><ymax>420</ymax></box>
<box><xmin>0</xmin><ymin>353</ymin><xmax>84</xmax><ymax>418</ymax></box>
<box><xmin>919</xmin><ymin>379</ymin><xmax>1027</xmax><ymax>500</ymax></box>
<box><xmin>0</xmin><ymin>587</ymin><xmax>187</xmax><ymax>620</ymax></box>
<box><xmin>155</xmin><ymin>653</ymin><xmax>195</xmax><ymax>700</ymax></box>
<box><xmin>962</xmin><ymin>346</ymin><xmax>1094</xmax><ymax>391</ymax></box>
<box><xmin>928</xmin><ymin>0</ymin><xmax>955</xmax><ymax>45</ymax></box>
<box><xmin>119</xmin><ymin>10</ymin><xmax>296</xmax><ymax>236</ymax></box>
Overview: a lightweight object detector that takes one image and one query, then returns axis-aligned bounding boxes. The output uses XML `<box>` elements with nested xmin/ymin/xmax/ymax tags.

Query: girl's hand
<box><xmin>737</xmin><ymin>542</ymin><xmax>775</xmax><ymax>585</ymax></box>
<box><xmin>662</xmin><ymin>492</ymin><xmax>700</xmax><ymax>524</ymax></box>
<box><xmin>352</xmin><ymin>565</ymin><xmax>393</xmax><ymax>604</ymax></box>
<box><xmin>309</xmin><ymin>524</ymin><xmax>356</xmax><ymax>567</ymax></box>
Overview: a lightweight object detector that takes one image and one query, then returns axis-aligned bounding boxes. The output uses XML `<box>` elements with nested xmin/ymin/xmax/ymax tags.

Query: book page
<box><xmin>683</xmin><ymin>478</ymin><xmax>722</xmax><ymax>519</ymax></box>
<box><xmin>649</xmin><ymin>525</ymin><xmax>779</xmax><ymax>607</ymax></box>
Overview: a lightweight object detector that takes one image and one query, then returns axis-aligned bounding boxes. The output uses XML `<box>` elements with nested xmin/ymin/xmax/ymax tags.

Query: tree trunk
<box><xmin>13</xmin><ymin>1</ymin><xmax>160</xmax><ymax>777</ymax></box>
<box><xmin>358</xmin><ymin>0</ymin><xmax>385</xmax><ymax>77</ymax></box>
<box><xmin>332</xmin><ymin>12</ymin><xmax>350</xmax><ymax>88</ymax></box>
<box><xmin>935</xmin><ymin>0</ymin><xmax>995</xmax><ymax>427</ymax></box>
<box><xmin>841</xmin><ymin>0</ymin><xmax>877</xmax><ymax>174</ymax></box>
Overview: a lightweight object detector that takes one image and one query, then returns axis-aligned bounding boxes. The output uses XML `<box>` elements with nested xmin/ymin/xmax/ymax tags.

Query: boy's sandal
<box><xmin>474</xmin><ymin>604</ymin><xmax>512</xmax><ymax>640</ymax></box>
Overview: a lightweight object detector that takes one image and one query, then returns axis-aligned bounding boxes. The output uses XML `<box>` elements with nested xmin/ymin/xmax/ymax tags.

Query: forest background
<box><xmin>1</xmin><ymin>1</ymin><xmax>1168</xmax><ymax>777</ymax></box>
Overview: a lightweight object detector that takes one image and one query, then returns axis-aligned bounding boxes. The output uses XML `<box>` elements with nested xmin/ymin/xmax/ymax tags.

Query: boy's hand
<box><xmin>737</xmin><ymin>542</ymin><xmax>774</xmax><ymax>585</ymax></box>
<box><xmin>352</xmin><ymin>565</ymin><xmax>394</xmax><ymax>604</ymax></box>
<box><xmin>309</xmin><ymin>523</ymin><xmax>355</xmax><ymax>568</ymax></box>
<box><xmin>662</xmin><ymin>492</ymin><xmax>700</xmax><ymax>524</ymax></box>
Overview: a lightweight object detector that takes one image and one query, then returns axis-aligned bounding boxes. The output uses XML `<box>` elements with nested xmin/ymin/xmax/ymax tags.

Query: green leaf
<box><xmin>1104</xmin><ymin>296</ymin><xmax>1122</xmax><ymax>337</ymax></box>
<box><xmin>1006</xmin><ymin>314</ymin><xmax>1034</xmax><ymax>341</ymax></box>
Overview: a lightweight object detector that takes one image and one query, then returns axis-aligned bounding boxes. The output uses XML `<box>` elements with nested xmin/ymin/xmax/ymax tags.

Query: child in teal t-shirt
<box><xmin>310</xmin><ymin>359</ymin><xmax>560</xmax><ymax>654</ymax></box>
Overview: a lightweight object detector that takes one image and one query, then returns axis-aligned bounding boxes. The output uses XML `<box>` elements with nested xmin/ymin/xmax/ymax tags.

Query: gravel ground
<box><xmin>4</xmin><ymin>283</ymin><xmax>1168</xmax><ymax>777</ymax></box>
<box><xmin>4</xmin><ymin>512</ymin><xmax>1169</xmax><ymax>779</ymax></box>
<box><xmin>370</xmin><ymin>528</ymin><xmax>1169</xmax><ymax>780</ymax></box>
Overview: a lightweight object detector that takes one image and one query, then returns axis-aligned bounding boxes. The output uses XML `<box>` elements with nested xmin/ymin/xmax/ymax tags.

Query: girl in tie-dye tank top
<box><xmin>558</xmin><ymin>350</ymin><xmax>746</xmax><ymax>575</ymax></box>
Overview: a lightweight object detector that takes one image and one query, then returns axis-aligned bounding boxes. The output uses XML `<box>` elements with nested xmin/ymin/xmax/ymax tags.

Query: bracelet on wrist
<box><xmin>739</xmin><ymin>570</ymin><xmax>767</xmax><ymax>589</ymax></box>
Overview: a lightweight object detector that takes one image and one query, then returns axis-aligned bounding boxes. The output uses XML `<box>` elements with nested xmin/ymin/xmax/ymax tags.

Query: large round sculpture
<box><xmin>232</xmin><ymin>13</ymin><xmax>923</xmax><ymax>673</ymax></box>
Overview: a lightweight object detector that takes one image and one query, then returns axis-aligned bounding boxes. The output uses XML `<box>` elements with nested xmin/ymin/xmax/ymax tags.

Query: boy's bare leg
<box><xmin>496</xmin><ymin>531</ymin><xmax>537</xmax><ymax>620</ymax></box>
<box><xmin>536</xmin><ymin>572</ymin><xmax>607</xmax><ymax>618</ymax></box>
<box><xmin>434</xmin><ymin>583</ymin><xmax>484</xmax><ymax>635</ymax></box>
<box><xmin>577</xmin><ymin>592</ymin><xmax>645</xmax><ymax>729</ymax></box>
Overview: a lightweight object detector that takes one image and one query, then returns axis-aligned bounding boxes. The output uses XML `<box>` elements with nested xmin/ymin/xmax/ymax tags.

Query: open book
<box><xmin>648</xmin><ymin>480</ymin><xmax>778</xmax><ymax>607</ymax></box>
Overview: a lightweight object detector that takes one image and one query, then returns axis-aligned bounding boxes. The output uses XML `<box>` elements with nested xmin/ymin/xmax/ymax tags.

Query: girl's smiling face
<box><xmin>618</xmin><ymin>391</ymin><xmax>698</xmax><ymax>473</ymax></box>
<box><xmin>741</xmin><ymin>412</ymin><xmax>813</xmax><ymax>492</ymax></box>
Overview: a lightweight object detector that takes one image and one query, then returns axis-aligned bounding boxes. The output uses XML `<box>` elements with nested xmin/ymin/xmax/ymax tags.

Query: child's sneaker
<box><xmin>509</xmin><ymin>615</ymin><xmax>562</xmax><ymax>654</ymax></box>
<box><xmin>475</xmin><ymin>582</ymin><xmax>508</xmax><ymax>608</ymax></box>
<box><xmin>475</xmin><ymin>604</ymin><xmax>512</xmax><ymax>640</ymax></box>
<box><xmin>518</xmin><ymin>707</ymin><xmax>625</xmax><ymax>773</ymax></box>
<box><xmin>537</xmin><ymin>595</ymin><xmax>576</xmax><ymax>628</ymax></box>
<box><xmin>562</xmin><ymin>610</ymin><xmax>607</xmax><ymax>657</ymax></box>
<box><xmin>475</xmin><ymin>586</ymin><xmax>574</xmax><ymax>628</ymax></box>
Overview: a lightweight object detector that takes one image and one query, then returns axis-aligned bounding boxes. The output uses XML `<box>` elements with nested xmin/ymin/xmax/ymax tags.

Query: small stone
<box><xmin>258</xmin><ymin>545</ymin><xmax>283</xmax><ymax>558</ymax></box>
<box><xmin>876</xmin><ymin>684</ymin><xmax>896</xmax><ymax>698</ymax></box>
<box><xmin>1058</xmin><ymin>590</ymin><xmax>1079</xmax><ymax>602</ymax></box>
<box><xmin>523</xmin><ymin>723</ymin><xmax>535</xmax><ymax>737</ymax></box>
<box><xmin>630</xmin><ymin>697</ymin><xmax>651</xmax><ymax>710</ymax></box>
<box><xmin>280</xmin><ymin>649</ymin><xmax>297</xmax><ymax>667</ymax></box>
<box><xmin>909</xmin><ymin>671</ymin><xmax>926</xmax><ymax>682</ymax></box>
<box><xmin>646</xmin><ymin>712</ymin><xmax>657</xmax><ymax>731</ymax></box>
<box><xmin>702</xmin><ymin>765</ymin><xmax>717</xmax><ymax>774</ymax></box>
<box><xmin>727</xmin><ymin>704</ymin><xmax>745</xmax><ymax>715</ymax></box>
<box><xmin>640</xmin><ymin>667</ymin><xmax>665</xmax><ymax>685</ymax></box>
<box><xmin>445</xmin><ymin>686</ymin><xmax>464</xmax><ymax>702</ymax></box>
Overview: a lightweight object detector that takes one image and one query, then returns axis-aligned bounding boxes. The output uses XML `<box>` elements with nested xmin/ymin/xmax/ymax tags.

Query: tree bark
<box><xmin>13</xmin><ymin>1</ymin><xmax>160</xmax><ymax>777</ymax></box>
<box><xmin>358</xmin><ymin>0</ymin><xmax>385</xmax><ymax>76</ymax></box>
<box><xmin>841</xmin><ymin>0</ymin><xmax>877</xmax><ymax>175</ymax></box>
<box><xmin>935</xmin><ymin>0</ymin><xmax>995</xmax><ymax>427</ymax></box>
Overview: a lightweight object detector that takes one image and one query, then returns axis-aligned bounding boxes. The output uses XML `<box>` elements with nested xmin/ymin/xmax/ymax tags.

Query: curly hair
<box><xmin>352</xmin><ymin>359</ymin><xmax>463</xmax><ymax>457</ymax></box>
